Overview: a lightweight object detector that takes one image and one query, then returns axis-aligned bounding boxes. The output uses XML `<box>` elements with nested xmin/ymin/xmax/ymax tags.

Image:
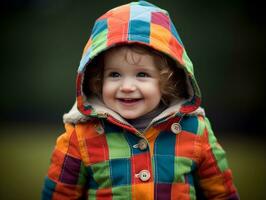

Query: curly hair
<box><xmin>83</xmin><ymin>44</ymin><xmax>189</xmax><ymax>105</ymax></box>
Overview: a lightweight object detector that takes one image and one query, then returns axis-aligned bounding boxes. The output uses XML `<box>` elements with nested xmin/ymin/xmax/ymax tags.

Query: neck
<box><xmin>126</xmin><ymin>102</ymin><xmax>168</xmax><ymax>132</ymax></box>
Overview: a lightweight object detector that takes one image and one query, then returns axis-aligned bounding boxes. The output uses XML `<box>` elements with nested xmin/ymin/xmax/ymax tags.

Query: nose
<box><xmin>120</xmin><ymin>78</ymin><xmax>137</xmax><ymax>92</ymax></box>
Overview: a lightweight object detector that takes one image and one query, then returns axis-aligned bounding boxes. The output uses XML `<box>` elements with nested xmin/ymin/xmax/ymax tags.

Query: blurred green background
<box><xmin>0</xmin><ymin>0</ymin><xmax>265</xmax><ymax>199</ymax></box>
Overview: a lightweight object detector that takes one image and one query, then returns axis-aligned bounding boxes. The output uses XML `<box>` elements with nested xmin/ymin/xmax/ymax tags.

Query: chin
<box><xmin>121</xmin><ymin>113</ymin><xmax>139</xmax><ymax>120</ymax></box>
<box><xmin>123</xmin><ymin>116</ymin><xmax>137</xmax><ymax>120</ymax></box>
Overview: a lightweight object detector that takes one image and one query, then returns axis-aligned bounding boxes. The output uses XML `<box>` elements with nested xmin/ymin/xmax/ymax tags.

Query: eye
<box><xmin>137</xmin><ymin>72</ymin><xmax>150</xmax><ymax>77</ymax></box>
<box><xmin>108</xmin><ymin>72</ymin><xmax>120</xmax><ymax>78</ymax></box>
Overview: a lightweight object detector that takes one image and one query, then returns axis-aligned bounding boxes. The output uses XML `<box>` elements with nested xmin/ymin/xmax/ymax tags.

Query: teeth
<box><xmin>119</xmin><ymin>98</ymin><xmax>140</xmax><ymax>102</ymax></box>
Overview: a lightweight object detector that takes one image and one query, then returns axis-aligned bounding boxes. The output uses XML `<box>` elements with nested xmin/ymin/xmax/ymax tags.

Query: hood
<box><xmin>76</xmin><ymin>1</ymin><xmax>201</xmax><ymax>118</ymax></box>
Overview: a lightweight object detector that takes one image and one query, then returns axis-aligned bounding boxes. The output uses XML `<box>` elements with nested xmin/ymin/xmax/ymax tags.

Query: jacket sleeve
<box><xmin>42</xmin><ymin>123</ymin><xmax>88</xmax><ymax>200</ymax></box>
<box><xmin>197</xmin><ymin>117</ymin><xmax>239</xmax><ymax>200</ymax></box>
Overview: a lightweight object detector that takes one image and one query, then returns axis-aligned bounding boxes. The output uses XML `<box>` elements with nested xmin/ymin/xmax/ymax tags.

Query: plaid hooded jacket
<box><xmin>42</xmin><ymin>1</ymin><xmax>239</xmax><ymax>199</ymax></box>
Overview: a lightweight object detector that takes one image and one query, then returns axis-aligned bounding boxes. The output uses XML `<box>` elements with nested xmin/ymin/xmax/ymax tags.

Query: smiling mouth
<box><xmin>117</xmin><ymin>98</ymin><xmax>142</xmax><ymax>103</ymax></box>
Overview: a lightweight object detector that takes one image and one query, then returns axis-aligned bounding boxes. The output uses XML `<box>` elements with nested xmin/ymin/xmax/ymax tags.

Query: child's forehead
<box><xmin>104</xmin><ymin>45</ymin><xmax>160</xmax><ymax>64</ymax></box>
<box><xmin>104</xmin><ymin>48</ymin><xmax>157</xmax><ymax>68</ymax></box>
<box><xmin>105</xmin><ymin>45</ymin><xmax>150</xmax><ymax>57</ymax></box>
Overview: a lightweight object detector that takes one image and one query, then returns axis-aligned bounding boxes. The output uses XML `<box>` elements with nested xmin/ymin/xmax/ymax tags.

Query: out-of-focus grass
<box><xmin>0</xmin><ymin>123</ymin><xmax>63</xmax><ymax>200</ymax></box>
<box><xmin>0</xmin><ymin>123</ymin><xmax>265</xmax><ymax>199</ymax></box>
<box><xmin>221</xmin><ymin>135</ymin><xmax>266</xmax><ymax>200</ymax></box>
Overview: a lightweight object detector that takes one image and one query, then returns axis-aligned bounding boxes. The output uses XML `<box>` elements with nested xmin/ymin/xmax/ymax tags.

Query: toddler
<box><xmin>42</xmin><ymin>1</ymin><xmax>239</xmax><ymax>199</ymax></box>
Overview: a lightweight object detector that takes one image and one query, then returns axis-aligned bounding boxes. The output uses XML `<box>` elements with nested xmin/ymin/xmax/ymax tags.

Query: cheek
<box><xmin>146</xmin><ymin>82</ymin><xmax>161</xmax><ymax>96</ymax></box>
<box><xmin>102</xmin><ymin>82</ymin><xmax>110</xmax><ymax>98</ymax></box>
<box><xmin>102</xmin><ymin>81</ymin><xmax>117</xmax><ymax>101</ymax></box>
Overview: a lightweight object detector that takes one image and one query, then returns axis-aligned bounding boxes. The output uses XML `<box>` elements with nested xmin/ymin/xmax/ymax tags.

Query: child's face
<box><xmin>102</xmin><ymin>47</ymin><xmax>162</xmax><ymax>119</ymax></box>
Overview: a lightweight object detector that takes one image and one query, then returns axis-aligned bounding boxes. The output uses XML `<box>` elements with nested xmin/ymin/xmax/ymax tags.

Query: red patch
<box><xmin>85</xmin><ymin>134</ymin><xmax>109</xmax><ymax>164</ymax></box>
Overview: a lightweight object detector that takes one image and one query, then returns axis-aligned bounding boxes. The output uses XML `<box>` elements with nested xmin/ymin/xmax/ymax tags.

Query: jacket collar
<box><xmin>63</xmin><ymin>98</ymin><xmax>205</xmax><ymax>125</ymax></box>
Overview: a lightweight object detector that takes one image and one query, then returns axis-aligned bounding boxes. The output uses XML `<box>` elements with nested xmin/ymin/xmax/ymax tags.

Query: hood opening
<box><xmin>81</xmin><ymin>43</ymin><xmax>193</xmax><ymax>109</ymax></box>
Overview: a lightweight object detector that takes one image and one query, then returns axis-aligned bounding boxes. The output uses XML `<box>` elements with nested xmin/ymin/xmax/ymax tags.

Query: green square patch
<box><xmin>106</xmin><ymin>133</ymin><xmax>131</xmax><ymax>159</ymax></box>
<box><xmin>91</xmin><ymin>161</ymin><xmax>112</xmax><ymax>189</ymax></box>
<box><xmin>112</xmin><ymin>185</ymin><xmax>132</xmax><ymax>200</ymax></box>
<box><xmin>174</xmin><ymin>157</ymin><xmax>193</xmax><ymax>183</ymax></box>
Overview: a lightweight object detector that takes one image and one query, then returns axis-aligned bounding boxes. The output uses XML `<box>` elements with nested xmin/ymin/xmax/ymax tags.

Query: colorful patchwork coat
<box><xmin>42</xmin><ymin>1</ymin><xmax>239</xmax><ymax>199</ymax></box>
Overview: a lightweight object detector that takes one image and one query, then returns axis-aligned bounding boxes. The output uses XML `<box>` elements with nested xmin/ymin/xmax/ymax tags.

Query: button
<box><xmin>138</xmin><ymin>139</ymin><xmax>148</xmax><ymax>150</ymax></box>
<box><xmin>95</xmin><ymin>124</ymin><xmax>104</xmax><ymax>134</ymax></box>
<box><xmin>138</xmin><ymin>170</ymin><xmax>151</xmax><ymax>182</ymax></box>
<box><xmin>171</xmin><ymin>123</ymin><xmax>182</xmax><ymax>134</ymax></box>
<box><xmin>133</xmin><ymin>139</ymin><xmax>148</xmax><ymax>150</ymax></box>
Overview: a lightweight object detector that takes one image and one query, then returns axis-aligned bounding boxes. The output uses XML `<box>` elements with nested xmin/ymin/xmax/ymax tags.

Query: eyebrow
<box><xmin>134</xmin><ymin>66</ymin><xmax>159</xmax><ymax>74</ymax></box>
<box><xmin>103</xmin><ymin>65</ymin><xmax>159</xmax><ymax>76</ymax></box>
<box><xmin>105</xmin><ymin>65</ymin><xmax>157</xmax><ymax>70</ymax></box>
<box><xmin>103</xmin><ymin>67</ymin><xmax>121</xmax><ymax>72</ymax></box>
